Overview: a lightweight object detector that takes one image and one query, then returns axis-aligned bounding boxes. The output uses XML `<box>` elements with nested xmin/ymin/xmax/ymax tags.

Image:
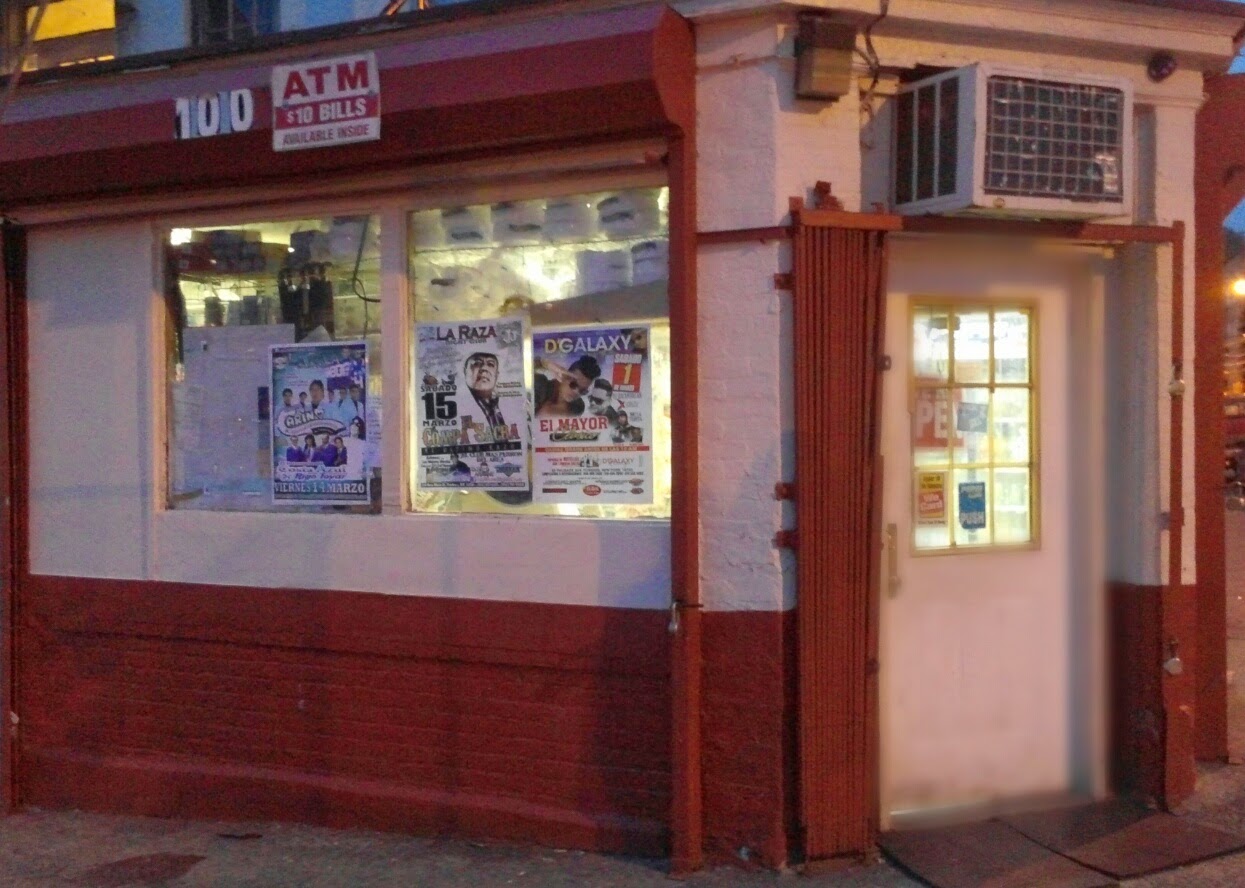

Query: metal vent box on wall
<box><xmin>892</xmin><ymin>63</ymin><xmax>1134</xmax><ymax>219</ymax></box>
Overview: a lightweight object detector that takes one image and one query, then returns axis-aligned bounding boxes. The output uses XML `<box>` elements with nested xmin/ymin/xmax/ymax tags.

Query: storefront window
<box><xmin>164</xmin><ymin>215</ymin><xmax>382</xmax><ymax>513</ymax></box>
<box><xmin>409</xmin><ymin>186</ymin><xmax>672</xmax><ymax>519</ymax></box>
<box><xmin>911</xmin><ymin>305</ymin><xmax>1035</xmax><ymax>550</ymax></box>
<box><xmin>6</xmin><ymin>0</ymin><xmax>117</xmax><ymax>70</ymax></box>
<box><xmin>3</xmin><ymin>0</ymin><xmax>484</xmax><ymax>74</ymax></box>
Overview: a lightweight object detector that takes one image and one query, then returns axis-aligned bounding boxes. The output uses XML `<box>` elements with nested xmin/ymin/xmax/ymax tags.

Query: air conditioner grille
<box><xmin>983</xmin><ymin>75</ymin><xmax>1125</xmax><ymax>203</ymax></box>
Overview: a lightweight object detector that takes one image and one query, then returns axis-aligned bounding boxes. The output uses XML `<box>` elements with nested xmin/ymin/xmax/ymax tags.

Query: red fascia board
<box><xmin>1117</xmin><ymin>0</ymin><xmax>1245</xmax><ymax>19</ymax></box>
<box><xmin>0</xmin><ymin>7</ymin><xmax>693</xmax><ymax>207</ymax></box>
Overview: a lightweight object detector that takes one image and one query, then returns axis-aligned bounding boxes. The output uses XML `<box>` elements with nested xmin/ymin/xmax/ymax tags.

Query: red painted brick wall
<box><xmin>17</xmin><ymin>576</ymin><xmax>671</xmax><ymax>854</ymax></box>
<box><xmin>1110</xmin><ymin>582</ymin><xmax>1199</xmax><ymax>807</ymax></box>
<box><xmin>701</xmin><ymin>610</ymin><xmax>798</xmax><ymax>868</ymax></box>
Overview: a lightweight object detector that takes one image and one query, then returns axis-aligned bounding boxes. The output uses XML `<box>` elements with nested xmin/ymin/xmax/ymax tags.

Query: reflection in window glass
<box><xmin>164</xmin><ymin>215</ymin><xmax>382</xmax><ymax>513</ymax></box>
<box><xmin>409</xmin><ymin>186</ymin><xmax>671</xmax><ymax>519</ymax></box>
<box><xmin>912</xmin><ymin>308</ymin><xmax>950</xmax><ymax>382</ymax></box>
<box><xmin>994</xmin><ymin>310</ymin><xmax>1030</xmax><ymax>383</ymax></box>
<box><xmin>911</xmin><ymin>303</ymin><xmax>1035</xmax><ymax>551</ymax></box>
<box><xmin>15</xmin><ymin>0</ymin><xmax>116</xmax><ymax>69</ymax></box>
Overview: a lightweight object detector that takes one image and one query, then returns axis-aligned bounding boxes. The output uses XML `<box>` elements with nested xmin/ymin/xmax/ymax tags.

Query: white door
<box><xmin>878</xmin><ymin>244</ymin><xmax>1093</xmax><ymax>825</ymax></box>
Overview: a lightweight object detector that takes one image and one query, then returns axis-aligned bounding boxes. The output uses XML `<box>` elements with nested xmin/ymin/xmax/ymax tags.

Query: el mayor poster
<box><xmin>533</xmin><ymin>325</ymin><xmax>652</xmax><ymax>504</ymax></box>
<box><xmin>271</xmin><ymin>342</ymin><xmax>373</xmax><ymax>505</ymax></box>
<box><xmin>416</xmin><ymin>315</ymin><xmax>529</xmax><ymax>490</ymax></box>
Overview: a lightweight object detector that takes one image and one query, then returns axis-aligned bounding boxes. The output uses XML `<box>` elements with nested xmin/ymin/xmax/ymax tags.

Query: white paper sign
<box><xmin>272</xmin><ymin>52</ymin><xmax>381</xmax><ymax>152</ymax></box>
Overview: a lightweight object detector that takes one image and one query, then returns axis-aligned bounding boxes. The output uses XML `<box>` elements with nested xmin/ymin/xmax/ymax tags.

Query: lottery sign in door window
<box><xmin>533</xmin><ymin>325</ymin><xmax>652</xmax><ymax>504</ymax></box>
<box><xmin>271</xmin><ymin>342</ymin><xmax>372</xmax><ymax>505</ymax></box>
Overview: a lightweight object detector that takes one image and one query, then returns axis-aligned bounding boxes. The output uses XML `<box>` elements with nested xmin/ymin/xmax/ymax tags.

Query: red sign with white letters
<box><xmin>271</xmin><ymin>52</ymin><xmax>381</xmax><ymax>152</ymax></box>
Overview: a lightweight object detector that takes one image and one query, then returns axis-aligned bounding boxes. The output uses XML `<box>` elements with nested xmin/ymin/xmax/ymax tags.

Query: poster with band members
<box><xmin>532</xmin><ymin>324</ymin><xmax>652</xmax><ymax>504</ymax></box>
<box><xmin>416</xmin><ymin>315</ymin><xmax>529</xmax><ymax>490</ymax></box>
<box><xmin>271</xmin><ymin>341</ymin><xmax>372</xmax><ymax>505</ymax></box>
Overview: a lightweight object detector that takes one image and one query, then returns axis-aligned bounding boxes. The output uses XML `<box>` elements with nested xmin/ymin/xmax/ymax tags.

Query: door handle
<box><xmin>885</xmin><ymin>522</ymin><xmax>901</xmax><ymax>598</ymax></box>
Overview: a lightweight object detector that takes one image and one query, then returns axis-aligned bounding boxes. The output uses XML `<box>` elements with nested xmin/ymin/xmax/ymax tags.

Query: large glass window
<box><xmin>911</xmin><ymin>305</ymin><xmax>1035</xmax><ymax>550</ymax></box>
<box><xmin>3</xmin><ymin>0</ymin><xmax>483</xmax><ymax>73</ymax></box>
<box><xmin>6</xmin><ymin>0</ymin><xmax>117</xmax><ymax>70</ymax></box>
<box><xmin>410</xmin><ymin>186</ymin><xmax>672</xmax><ymax>519</ymax></box>
<box><xmin>164</xmin><ymin>214</ymin><xmax>382</xmax><ymax>513</ymax></box>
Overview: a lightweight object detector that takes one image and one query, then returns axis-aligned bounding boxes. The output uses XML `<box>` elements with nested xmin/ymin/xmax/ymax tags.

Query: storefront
<box><xmin>0</xmin><ymin>0</ymin><xmax>701</xmax><ymax>862</ymax></box>
<box><xmin>2</xmin><ymin>0</ymin><xmax>1243</xmax><ymax>874</ymax></box>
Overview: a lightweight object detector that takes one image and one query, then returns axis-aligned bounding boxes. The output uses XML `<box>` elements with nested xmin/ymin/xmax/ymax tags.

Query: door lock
<box><xmin>1163</xmin><ymin>638</ymin><xmax>1183</xmax><ymax>676</ymax></box>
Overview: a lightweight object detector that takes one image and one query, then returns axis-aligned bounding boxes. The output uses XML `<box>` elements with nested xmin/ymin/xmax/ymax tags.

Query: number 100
<box><xmin>174</xmin><ymin>90</ymin><xmax>255</xmax><ymax>140</ymax></box>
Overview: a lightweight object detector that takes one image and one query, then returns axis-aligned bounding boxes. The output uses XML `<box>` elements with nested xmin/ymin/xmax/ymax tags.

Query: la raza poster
<box><xmin>416</xmin><ymin>316</ymin><xmax>529</xmax><ymax>491</ymax></box>
<box><xmin>532</xmin><ymin>325</ymin><xmax>652</xmax><ymax>504</ymax></box>
<box><xmin>271</xmin><ymin>342</ymin><xmax>372</xmax><ymax>505</ymax></box>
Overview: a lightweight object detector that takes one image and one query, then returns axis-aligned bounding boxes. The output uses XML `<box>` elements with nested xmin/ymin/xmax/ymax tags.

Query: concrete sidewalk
<box><xmin>4</xmin><ymin>763</ymin><xmax>1245</xmax><ymax>888</ymax></box>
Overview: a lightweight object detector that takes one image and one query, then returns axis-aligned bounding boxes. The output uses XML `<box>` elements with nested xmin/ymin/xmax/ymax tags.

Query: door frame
<box><xmin>789</xmin><ymin>205</ymin><xmax>1190</xmax><ymax>862</ymax></box>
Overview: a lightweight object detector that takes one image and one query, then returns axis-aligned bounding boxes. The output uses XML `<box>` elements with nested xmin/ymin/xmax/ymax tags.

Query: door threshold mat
<box><xmin>1001</xmin><ymin>798</ymin><xmax>1245</xmax><ymax>879</ymax></box>
<box><xmin>879</xmin><ymin>820</ymin><xmax>1117</xmax><ymax>888</ymax></box>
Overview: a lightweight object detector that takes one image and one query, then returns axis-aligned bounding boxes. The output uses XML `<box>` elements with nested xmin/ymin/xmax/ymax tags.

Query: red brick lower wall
<box><xmin>1109</xmin><ymin>582</ymin><xmax>1198</xmax><ymax>807</ymax></box>
<box><xmin>17</xmin><ymin>575</ymin><xmax>672</xmax><ymax>854</ymax></box>
<box><xmin>701</xmin><ymin>609</ymin><xmax>798</xmax><ymax>868</ymax></box>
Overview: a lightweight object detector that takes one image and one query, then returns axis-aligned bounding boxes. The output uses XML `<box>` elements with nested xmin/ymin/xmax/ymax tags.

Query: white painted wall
<box><xmin>688</xmin><ymin>4</ymin><xmax>1212</xmax><ymax>611</ymax></box>
<box><xmin>27</xmin><ymin>223</ymin><xmax>154</xmax><ymax>579</ymax></box>
<box><xmin>26</xmin><ymin>220</ymin><xmax>672</xmax><ymax>610</ymax></box>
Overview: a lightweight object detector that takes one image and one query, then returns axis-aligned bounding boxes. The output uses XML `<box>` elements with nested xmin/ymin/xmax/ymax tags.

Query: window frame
<box><xmin>153</xmin><ymin>163</ymin><xmax>672</xmax><ymax>525</ymax></box>
<box><xmin>906</xmin><ymin>298</ymin><xmax>1041</xmax><ymax>554</ymax></box>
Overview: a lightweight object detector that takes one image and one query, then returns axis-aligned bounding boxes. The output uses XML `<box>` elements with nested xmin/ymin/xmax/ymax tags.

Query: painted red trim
<box><xmin>1192</xmin><ymin>73</ymin><xmax>1241</xmax><ymax>763</ymax></box>
<box><xmin>791</xmin><ymin>209</ymin><xmax>888</xmax><ymax>862</ymax></box>
<box><xmin>18</xmin><ymin>575</ymin><xmax>672</xmax><ymax>852</ymax></box>
<box><xmin>21</xmin><ymin>747</ymin><xmax>667</xmax><ymax>854</ymax></box>
<box><xmin>1115</xmin><ymin>0</ymin><xmax>1245</xmax><ymax>21</ymax></box>
<box><xmin>664</xmin><ymin>21</ymin><xmax>701</xmax><ymax>868</ymax></box>
<box><xmin>700</xmin><ymin>610</ymin><xmax>798</xmax><ymax>869</ymax></box>
<box><xmin>0</xmin><ymin>9</ymin><xmax>694</xmax><ymax>208</ymax></box>
<box><xmin>0</xmin><ymin>221</ymin><xmax>23</xmax><ymax>814</ymax></box>
<box><xmin>1164</xmin><ymin>222</ymin><xmax>1198</xmax><ymax>806</ymax></box>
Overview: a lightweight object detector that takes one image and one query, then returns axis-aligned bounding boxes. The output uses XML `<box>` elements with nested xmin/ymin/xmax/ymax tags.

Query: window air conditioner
<box><xmin>892</xmin><ymin>63</ymin><xmax>1133</xmax><ymax>219</ymax></box>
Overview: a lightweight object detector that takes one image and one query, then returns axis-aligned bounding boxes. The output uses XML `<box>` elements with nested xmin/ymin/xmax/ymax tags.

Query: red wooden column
<box><xmin>1192</xmin><ymin>72</ymin><xmax>1245</xmax><ymax>763</ymax></box>
<box><xmin>0</xmin><ymin>220</ymin><xmax>28</xmax><ymax>814</ymax></box>
<box><xmin>791</xmin><ymin>207</ymin><xmax>896</xmax><ymax>861</ymax></box>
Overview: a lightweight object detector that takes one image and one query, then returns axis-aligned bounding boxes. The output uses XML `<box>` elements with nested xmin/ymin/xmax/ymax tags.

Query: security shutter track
<box><xmin>792</xmin><ymin>208</ymin><xmax>893</xmax><ymax>860</ymax></box>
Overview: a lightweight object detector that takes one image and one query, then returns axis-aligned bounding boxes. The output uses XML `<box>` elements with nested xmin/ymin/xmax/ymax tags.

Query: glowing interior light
<box><xmin>1231</xmin><ymin>277</ymin><xmax>1245</xmax><ymax>298</ymax></box>
<box><xmin>170</xmin><ymin>228</ymin><xmax>193</xmax><ymax>246</ymax></box>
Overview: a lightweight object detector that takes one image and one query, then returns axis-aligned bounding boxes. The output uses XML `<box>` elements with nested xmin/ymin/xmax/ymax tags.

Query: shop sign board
<box><xmin>958</xmin><ymin>481</ymin><xmax>987</xmax><ymax>530</ymax></box>
<box><xmin>416</xmin><ymin>316</ymin><xmax>530</xmax><ymax>491</ymax></box>
<box><xmin>916</xmin><ymin>470</ymin><xmax>948</xmax><ymax>526</ymax></box>
<box><xmin>272</xmin><ymin>52</ymin><xmax>381</xmax><ymax>152</ymax></box>
<box><xmin>271</xmin><ymin>342</ymin><xmax>373</xmax><ymax>505</ymax></box>
<box><xmin>533</xmin><ymin>325</ymin><xmax>653</xmax><ymax>504</ymax></box>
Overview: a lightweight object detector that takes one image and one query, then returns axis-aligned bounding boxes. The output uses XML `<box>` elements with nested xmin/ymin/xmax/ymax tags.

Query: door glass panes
<box><xmin>912</xmin><ymin>308</ymin><xmax>950</xmax><ymax>381</ymax></box>
<box><xmin>992</xmin><ymin>388</ymin><xmax>1030</xmax><ymax>463</ymax></box>
<box><xmin>993</xmin><ymin>468</ymin><xmax>1032</xmax><ymax>544</ymax></box>
<box><xmin>952</xmin><ymin>309</ymin><xmax>991</xmax><ymax>383</ymax></box>
<box><xmin>993</xmin><ymin>310</ymin><xmax>1030</xmax><ymax>382</ymax></box>
<box><xmin>910</xmin><ymin>303</ymin><xmax>1035</xmax><ymax>551</ymax></box>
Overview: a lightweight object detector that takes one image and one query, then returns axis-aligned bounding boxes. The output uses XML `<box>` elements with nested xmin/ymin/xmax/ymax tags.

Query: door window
<box><xmin>910</xmin><ymin>305</ymin><xmax>1035</xmax><ymax>550</ymax></box>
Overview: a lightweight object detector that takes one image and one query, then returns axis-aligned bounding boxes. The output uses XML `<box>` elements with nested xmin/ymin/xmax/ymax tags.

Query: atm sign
<box><xmin>272</xmin><ymin>52</ymin><xmax>381</xmax><ymax>152</ymax></box>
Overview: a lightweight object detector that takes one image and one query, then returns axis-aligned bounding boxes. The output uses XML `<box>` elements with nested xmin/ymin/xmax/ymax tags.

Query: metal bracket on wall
<box><xmin>774</xmin><ymin>272</ymin><xmax>794</xmax><ymax>291</ymax></box>
<box><xmin>774</xmin><ymin>482</ymin><xmax>796</xmax><ymax>501</ymax></box>
<box><xmin>774</xmin><ymin>529</ymin><xmax>799</xmax><ymax>550</ymax></box>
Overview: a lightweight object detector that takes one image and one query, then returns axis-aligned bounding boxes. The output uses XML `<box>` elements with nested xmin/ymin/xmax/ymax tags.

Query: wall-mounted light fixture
<box><xmin>1147</xmin><ymin>52</ymin><xmax>1178</xmax><ymax>83</ymax></box>
<box><xmin>794</xmin><ymin>13</ymin><xmax>858</xmax><ymax>103</ymax></box>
